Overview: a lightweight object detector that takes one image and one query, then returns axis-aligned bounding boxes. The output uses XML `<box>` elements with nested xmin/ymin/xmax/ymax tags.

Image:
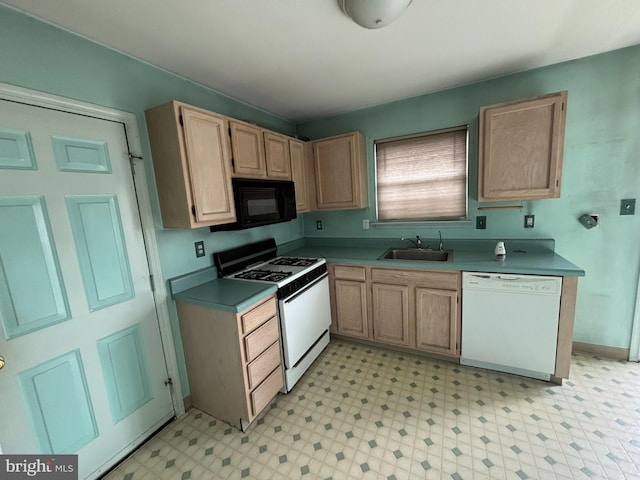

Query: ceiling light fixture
<box><xmin>339</xmin><ymin>0</ymin><xmax>413</xmax><ymax>29</ymax></box>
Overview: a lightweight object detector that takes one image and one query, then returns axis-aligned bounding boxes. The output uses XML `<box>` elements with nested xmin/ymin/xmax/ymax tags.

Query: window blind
<box><xmin>375</xmin><ymin>127</ymin><xmax>468</xmax><ymax>221</ymax></box>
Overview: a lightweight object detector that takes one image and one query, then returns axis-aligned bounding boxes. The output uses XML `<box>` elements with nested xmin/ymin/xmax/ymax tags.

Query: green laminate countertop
<box><xmin>170</xmin><ymin>238</ymin><xmax>583</xmax><ymax>312</ymax></box>
<box><xmin>283</xmin><ymin>242</ymin><xmax>585</xmax><ymax>277</ymax></box>
<box><xmin>172</xmin><ymin>277</ymin><xmax>277</xmax><ymax>313</ymax></box>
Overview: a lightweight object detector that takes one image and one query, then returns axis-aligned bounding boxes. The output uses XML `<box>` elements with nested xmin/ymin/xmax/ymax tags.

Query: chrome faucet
<box><xmin>401</xmin><ymin>235</ymin><xmax>422</xmax><ymax>249</ymax></box>
<box><xmin>438</xmin><ymin>230</ymin><xmax>443</xmax><ymax>251</ymax></box>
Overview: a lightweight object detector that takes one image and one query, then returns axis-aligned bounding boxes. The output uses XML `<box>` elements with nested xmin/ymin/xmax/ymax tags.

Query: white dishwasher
<box><xmin>461</xmin><ymin>272</ymin><xmax>562</xmax><ymax>381</ymax></box>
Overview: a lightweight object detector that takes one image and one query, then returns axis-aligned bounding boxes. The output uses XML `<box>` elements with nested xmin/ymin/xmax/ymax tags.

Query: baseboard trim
<box><xmin>330</xmin><ymin>333</ymin><xmax>460</xmax><ymax>365</ymax></box>
<box><xmin>572</xmin><ymin>341</ymin><xmax>629</xmax><ymax>360</ymax></box>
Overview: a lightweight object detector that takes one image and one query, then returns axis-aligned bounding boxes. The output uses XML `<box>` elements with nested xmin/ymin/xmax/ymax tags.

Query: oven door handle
<box><xmin>283</xmin><ymin>272</ymin><xmax>329</xmax><ymax>303</ymax></box>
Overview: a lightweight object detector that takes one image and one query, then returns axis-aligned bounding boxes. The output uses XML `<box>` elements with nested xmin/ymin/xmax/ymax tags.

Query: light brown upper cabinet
<box><xmin>289</xmin><ymin>138</ymin><xmax>313</xmax><ymax>212</ymax></box>
<box><xmin>229</xmin><ymin>119</ymin><xmax>267</xmax><ymax>178</ymax></box>
<box><xmin>229</xmin><ymin>119</ymin><xmax>292</xmax><ymax>180</ymax></box>
<box><xmin>264</xmin><ymin>131</ymin><xmax>292</xmax><ymax>179</ymax></box>
<box><xmin>145</xmin><ymin>101</ymin><xmax>236</xmax><ymax>229</ymax></box>
<box><xmin>312</xmin><ymin>132</ymin><xmax>368</xmax><ymax>210</ymax></box>
<box><xmin>478</xmin><ymin>91</ymin><xmax>568</xmax><ymax>202</ymax></box>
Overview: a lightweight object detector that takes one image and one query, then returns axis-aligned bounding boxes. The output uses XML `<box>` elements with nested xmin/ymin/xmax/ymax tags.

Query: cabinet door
<box><xmin>478</xmin><ymin>91</ymin><xmax>567</xmax><ymax>201</ymax></box>
<box><xmin>415</xmin><ymin>288</ymin><xmax>458</xmax><ymax>355</ymax></box>
<box><xmin>180</xmin><ymin>106</ymin><xmax>237</xmax><ymax>225</ymax></box>
<box><xmin>312</xmin><ymin>132</ymin><xmax>367</xmax><ymax>210</ymax></box>
<box><xmin>264</xmin><ymin>131</ymin><xmax>291</xmax><ymax>179</ymax></box>
<box><xmin>334</xmin><ymin>278</ymin><xmax>369</xmax><ymax>338</ymax></box>
<box><xmin>290</xmin><ymin>139</ymin><xmax>310</xmax><ymax>212</ymax></box>
<box><xmin>145</xmin><ymin>101</ymin><xmax>236</xmax><ymax>228</ymax></box>
<box><xmin>371</xmin><ymin>283</ymin><xmax>410</xmax><ymax>347</ymax></box>
<box><xmin>229</xmin><ymin>119</ymin><xmax>266</xmax><ymax>177</ymax></box>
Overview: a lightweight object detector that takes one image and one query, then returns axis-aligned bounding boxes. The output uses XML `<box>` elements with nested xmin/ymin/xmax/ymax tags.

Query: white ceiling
<box><xmin>3</xmin><ymin>0</ymin><xmax>640</xmax><ymax>122</ymax></box>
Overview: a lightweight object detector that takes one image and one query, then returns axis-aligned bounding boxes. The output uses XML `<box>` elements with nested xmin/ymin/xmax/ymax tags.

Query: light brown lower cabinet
<box><xmin>415</xmin><ymin>287</ymin><xmax>458</xmax><ymax>355</ymax></box>
<box><xmin>329</xmin><ymin>264</ymin><xmax>369</xmax><ymax>338</ymax></box>
<box><xmin>371</xmin><ymin>282</ymin><xmax>410</xmax><ymax>347</ymax></box>
<box><xmin>176</xmin><ymin>295</ymin><xmax>283</xmax><ymax>431</ymax></box>
<box><xmin>329</xmin><ymin>263</ymin><xmax>579</xmax><ymax>380</ymax></box>
<box><xmin>329</xmin><ymin>264</ymin><xmax>461</xmax><ymax>358</ymax></box>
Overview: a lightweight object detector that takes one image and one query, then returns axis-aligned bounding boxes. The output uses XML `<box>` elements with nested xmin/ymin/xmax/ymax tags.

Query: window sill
<box><xmin>371</xmin><ymin>219</ymin><xmax>472</xmax><ymax>228</ymax></box>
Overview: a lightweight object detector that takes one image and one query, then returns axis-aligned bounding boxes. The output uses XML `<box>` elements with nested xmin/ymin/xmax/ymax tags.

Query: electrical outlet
<box><xmin>362</xmin><ymin>219</ymin><xmax>370</xmax><ymax>230</ymax></box>
<box><xmin>620</xmin><ymin>198</ymin><xmax>636</xmax><ymax>215</ymax></box>
<box><xmin>476</xmin><ymin>216</ymin><xmax>486</xmax><ymax>229</ymax></box>
<box><xmin>194</xmin><ymin>241</ymin><xmax>205</xmax><ymax>258</ymax></box>
<box><xmin>316</xmin><ymin>220</ymin><xmax>323</xmax><ymax>230</ymax></box>
<box><xmin>524</xmin><ymin>215</ymin><xmax>535</xmax><ymax>228</ymax></box>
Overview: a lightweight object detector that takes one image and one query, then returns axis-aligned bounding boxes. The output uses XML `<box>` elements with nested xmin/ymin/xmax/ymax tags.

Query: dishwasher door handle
<box><xmin>495</xmin><ymin>275</ymin><xmax>521</xmax><ymax>281</ymax></box>
<box><xmin>469</xmin><ymin>274</ymin><xmax>491</xmax><ymax>279</ymax></box>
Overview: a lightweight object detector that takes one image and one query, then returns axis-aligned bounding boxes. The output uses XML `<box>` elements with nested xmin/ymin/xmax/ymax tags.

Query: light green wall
<box><xmin>297</xmin><ymin>45</ymin><xmax>640</xmax><ymax>351</ymax></box>
<box><xmin>0</xmin><ymin>6</ymin><xmax>305</xmax><ymax>278</ymax></box>
<box><xmin>2</xmin><ymin>4</ymin><xmax>637</xmax><ymax>396</ymax></box>
<box><xmin>0</xmin><ymin>6</ymin><xmax>304</xmax><ymax>396</ymax></box>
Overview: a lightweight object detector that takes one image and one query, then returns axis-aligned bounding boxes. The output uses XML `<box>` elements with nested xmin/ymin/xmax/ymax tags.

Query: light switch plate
<box><xmin>476</xmin><ymin>216</ymin><xmax>486</xmax><ymax>229</ymax></box>
<box><xmin>578</xmin><ymin>214</ymin><xmax>598</xmax><ymax>229</ymax></box>
<box><xmin>524</xmin><ymin>215</ymin><xmax>535</xmax><ymax>228</ymax></box>
<box><xmin>620</xmin><ymin>198</ymin><xmax>636</xmax><ymax>215</ymax></box>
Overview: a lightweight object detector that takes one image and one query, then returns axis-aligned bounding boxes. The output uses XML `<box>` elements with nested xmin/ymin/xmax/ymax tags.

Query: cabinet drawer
<box><xmin>244</xmin><ymin>316</ymin><xmax>279</xmax><ymax>362</ymax></box>
<box><xmin>333</xmin><ymin>264</ymin><xmax>366</xmax><ymax>281</ymax></box>
<box><xmin>371</xmin><ymin>268</ymin><xmax>458</xmax><ymax>290</ymax></box>
<box><xmin>247</xmin><ymin>340</ymin><xmax>281</xmax><ymax>390</ymax></box>
<box><xmin>250</xmin><ymin>366</ymin><xmax>283</xmax><ymax>417</ymax></box>
<box><xmin>241</xmin><ymin>296</ymin><xmax>277</xmax><ymax>334</ymax></box>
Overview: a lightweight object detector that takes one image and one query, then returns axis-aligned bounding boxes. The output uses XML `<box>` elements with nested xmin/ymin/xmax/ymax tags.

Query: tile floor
<box><xmin>104</xmin><ymin>340</ymin><xmax>640</xmax><ymax>480</ymax></box>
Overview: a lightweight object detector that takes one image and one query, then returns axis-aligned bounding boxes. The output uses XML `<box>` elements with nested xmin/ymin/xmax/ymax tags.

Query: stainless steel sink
<box><xmin>378</xmin><ymin>248</ymin><xmax>451</xmax><ymax>262</ymax></box>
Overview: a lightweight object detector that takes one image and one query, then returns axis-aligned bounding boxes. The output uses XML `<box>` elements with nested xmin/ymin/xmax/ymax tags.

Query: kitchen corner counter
<box><xmin>169</xmin><ymin>267</ymin><xmax>277</xmax><ymax>312</ymax></box>
<box><xmin>173</xmin><ymin>279</ymin><xmax>276</xmax><ymax>312</ymax></box>
<box><xmin>280</xmin><ymin>237</ymin><xmax>583</xmax><ymax>381</ymax></box>
<box><xmin>281</xmin><ymin>239</ymin><xmax>585</xmax><ymax>277</ymax></box>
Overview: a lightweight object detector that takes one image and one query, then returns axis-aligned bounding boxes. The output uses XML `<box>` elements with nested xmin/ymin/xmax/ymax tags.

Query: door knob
<box><xmin>0</xmin><ymin>355</ymin><xmax>4</xmax><ymax>370</ymax></box>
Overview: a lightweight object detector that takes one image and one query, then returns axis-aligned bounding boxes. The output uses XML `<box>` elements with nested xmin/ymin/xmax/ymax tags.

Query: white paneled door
<box><xmin>0</xmin><ymin>99</ymin><xmax>174</xmax><ymax>479</ymax></box>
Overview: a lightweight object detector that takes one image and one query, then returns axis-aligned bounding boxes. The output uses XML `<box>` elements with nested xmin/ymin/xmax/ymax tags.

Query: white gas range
<box><xmin>214</xmin><ymin>239</ymin><xmax>331</xmax><ymax>392</ymax></box>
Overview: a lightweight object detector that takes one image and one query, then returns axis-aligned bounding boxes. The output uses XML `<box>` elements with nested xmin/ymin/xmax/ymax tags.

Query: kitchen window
<box><xmin>375</xmin><ymin>126</ymin><xmax>468</xmax><ymax>222</ymax></box>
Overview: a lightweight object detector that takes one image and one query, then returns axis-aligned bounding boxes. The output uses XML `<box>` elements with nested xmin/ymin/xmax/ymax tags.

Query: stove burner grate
<box><xmin>269</xmin><ymin>257</ymin><xmax>319</xmax><ymax>267</ymax></box>
<box><xmin>234</xmin><ymin>269</ymin><xmax>293</xmax><ymax>282</ymax></box>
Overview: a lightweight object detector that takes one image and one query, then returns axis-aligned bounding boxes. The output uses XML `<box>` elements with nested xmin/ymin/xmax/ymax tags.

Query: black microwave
<box><xmin>210</xmin><ymin>178</ymin><xmax>297</xmax><ymax>231</ymax></box>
